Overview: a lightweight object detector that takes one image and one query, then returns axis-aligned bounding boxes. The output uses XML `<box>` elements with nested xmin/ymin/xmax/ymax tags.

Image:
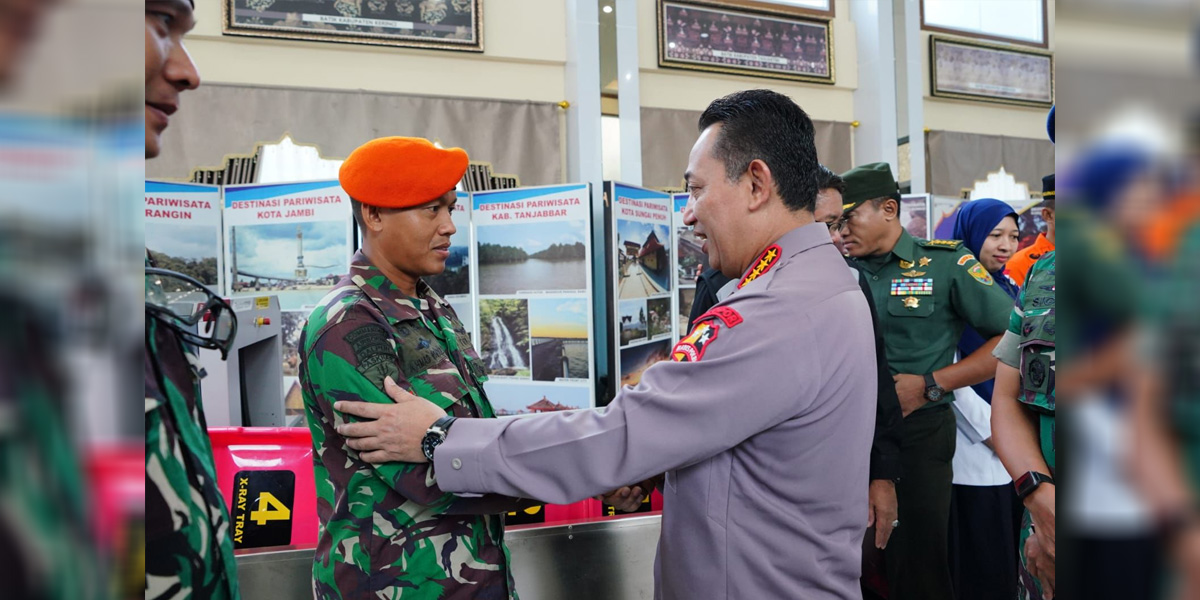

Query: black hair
<box><xmin>697</xmin><ymin>89</ymin><xmax>819</xmax><ymax>212</ymax></box>
<box><xmin>815</xmin><ymin>164</ymin><xmax>844</xmax><ymax>194</ymax></box>
<box><xmin>350</xmin><ymin>198</ymin><xmax>366</xmax><ymax>234</ymax></box>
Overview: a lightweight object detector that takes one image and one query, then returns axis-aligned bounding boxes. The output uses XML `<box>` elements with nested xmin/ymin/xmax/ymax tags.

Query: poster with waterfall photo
<box><xmin>472</xmin><ymin>184</ymin><xmax>596</xmax><ymax>408</ymax></box>
<box><xmin>607</xmin><ymin>182</ymin><xmax>675</xmax><ymax>390</ymax></box>
<box><xmin>223</xmin><ymin>180</ymin><xmax>353</xmax><ymax>312</ymax></box>
<box><xmin>145</xmin><ymin>181</ymin><xmax>224</xmax><ymax>293</ymax></box>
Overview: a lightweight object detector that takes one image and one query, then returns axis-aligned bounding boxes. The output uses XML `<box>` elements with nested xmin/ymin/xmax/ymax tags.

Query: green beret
<box><xmin>840</xmin><ymin>162</ymin><xmax>900</xmax><ymax>212</ymax></box>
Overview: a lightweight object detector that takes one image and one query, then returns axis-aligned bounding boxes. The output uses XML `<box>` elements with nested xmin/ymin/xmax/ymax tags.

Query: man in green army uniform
<box><xmin>301</xmin><ymin>136</ymin><xmax>534</xmax><ymax>599</ymax></box>
<box><xmin>992</xmin><ymin>252</ymin><xmax>1055</xmax><ymax>600</ymax></box>
<box><xmin>839</xmin><ymin>163</ymin><xmax>1016</xmax><ymax>600</ymax></box>
<box><xmin>145</xmin><ymin>0</ymin><xmax>243</xmax><ymax>597</ymax></box>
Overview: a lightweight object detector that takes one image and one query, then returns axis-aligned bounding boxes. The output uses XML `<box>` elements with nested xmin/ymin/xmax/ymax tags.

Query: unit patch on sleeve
<box><xmin>672</xmin><ymin>320</ymin><xmax>720</xmax><ymax>362</ymax></box>
<box><xmin>968</xmin><ymin>262</ymin><xmax>995</xmax><ymax>286</ymax></box>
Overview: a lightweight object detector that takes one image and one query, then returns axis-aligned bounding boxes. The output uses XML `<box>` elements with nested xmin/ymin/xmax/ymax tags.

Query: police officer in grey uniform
<box><xmin>336</xmin><ymin>89</ymin><xmax>880</xmax><ymax>600</ymax></box>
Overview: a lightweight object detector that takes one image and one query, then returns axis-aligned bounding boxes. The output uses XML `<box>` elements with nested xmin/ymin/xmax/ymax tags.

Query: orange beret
<box><xmin>339</xmin><ymin>136</ymin><xmax>468</xmax><ymax>208</ymax></box>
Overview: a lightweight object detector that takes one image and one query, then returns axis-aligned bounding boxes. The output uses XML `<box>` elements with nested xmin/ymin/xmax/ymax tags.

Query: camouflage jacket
<box><xmin>146</xmin><ymin>317</ymin><xmax>240</xmax><ymax>600</ymax></box>
<box><xmin>995</xmin><ymin>252</ymin><xmax>1055</xmax><ymax>471</ymax></box>
<box><xmin>301</xmin><ymin>251</ymin><xmax>530</xmax><ymax>600</ymax></box>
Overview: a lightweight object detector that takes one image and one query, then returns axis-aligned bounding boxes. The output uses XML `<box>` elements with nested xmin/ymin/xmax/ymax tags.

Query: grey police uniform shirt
<box><xmin>435</xmin><ymin>223</ymin><xmax>878</xmax><ymax>599</ymax></box>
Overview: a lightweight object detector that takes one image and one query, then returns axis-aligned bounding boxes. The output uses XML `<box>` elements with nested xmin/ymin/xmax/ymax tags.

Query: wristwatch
<box><xmin>1014</xmin><ymin>471</ymin><xmax>1054</xmax><ymax>501</ymax></box>
<box><xmin>923</xmin><ymin>372</ymin><xmax>946</xmax><ymax>402</ymax></box>
<box><xmin>422</xmin><ymin>415</ymin><xmax>458</xmax><ymax>462</ymax></box>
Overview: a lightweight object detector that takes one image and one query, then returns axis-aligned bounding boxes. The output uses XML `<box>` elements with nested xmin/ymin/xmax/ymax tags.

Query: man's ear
<box><xmin>363</xmin><ymin>204</ymin><xmax>386</xmax><ymax>233</ymax></box>
<box><xmin>881</xmin><ymin>198</ymin><xmax>899</xmax><ymax>222</ymax></box>
<box><xmin>746</xmin><ymin>158</ymin><xmax>774</xmax><ymax>212</ymax></box>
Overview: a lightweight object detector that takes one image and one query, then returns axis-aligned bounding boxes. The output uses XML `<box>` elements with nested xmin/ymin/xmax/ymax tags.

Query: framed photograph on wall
<box><xmin>223</xmin><ymin>0</ymin><xmax>482</xmax><ymax>52</ymax></box>
<box><xmin>657</xmin><ymin>0</ymin><xmax>834</xmax><ymax>85</ymax></box>
<box><xmin>930</xmin><ymin>36</ymin><xmax>1053</xmax><ymax>108</ymax></box>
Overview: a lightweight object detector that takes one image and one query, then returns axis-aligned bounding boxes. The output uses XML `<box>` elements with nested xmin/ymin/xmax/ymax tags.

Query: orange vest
<box><xmin>1006</xmin><ymin>233</ymin><xmax>1055</xmax><ymax>287</ymax></box>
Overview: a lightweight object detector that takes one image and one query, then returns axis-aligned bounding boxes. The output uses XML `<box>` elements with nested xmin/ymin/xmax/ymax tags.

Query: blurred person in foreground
<box><xmin>947</xmin><ymin>198</ymin><xmax>1024</xmax><ymax>600</ymax></box>
<box><xmin>0</xmin><ymin>0</ymin><xmax>109</xmax><ymax>597</ymax></box>
<box><xmin>1131</xmin><ymin>118</ymin><xmax>1200</xmax><ymax>600</ymax></box>
<box><xmin>143</xmin><ymin>0</ymin><xmax>242</xmax><ymax>598</ymax></box>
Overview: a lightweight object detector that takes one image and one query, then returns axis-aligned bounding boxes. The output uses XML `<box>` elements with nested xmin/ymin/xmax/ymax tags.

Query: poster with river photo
<box><xmin>473</xmin><ymin>184</ymin><xmax>596</xmax><ymax>408</ymax></box>
<box><xmin>608</xmin><ymin>182</ymin><xmax>674</xmax><ymax>389</ymax></box>
<box><xmin>145</xmin><ymin>181</ymin><xmax>223</xmax><ymax>293</ymax></box>
<box><xmin>223</xmin><ymin>180</ymin><xmax>353</xmax><ymax>312</ymax></box>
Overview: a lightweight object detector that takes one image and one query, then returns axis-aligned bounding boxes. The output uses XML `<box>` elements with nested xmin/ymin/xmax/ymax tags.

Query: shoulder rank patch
<box><xmin>696</xmin><ymin>306</ymin><xmax>743</xmax><ymax>328</ymax></box>
<box><xmin>968</xmin><ymin>262</ymin><xmax>994</xmax><ymax>286</ymax></box>
<box><xmin>922</xmin><ymin>239</ymin><xmax>962</xmax><ymax>249</ymax></box>
<box><xmin>344</xmin><ymin>324</ymin><xmax>400</xmax><ymax>387</ymax></box>
<box><xmin>957</xmin><ymin>254</ymin><xmax>973</xmax><ymax>266</ymax></box>
<box><xmin>672</xmin><ymin>320</ymin><xmax>720</xmax><ymax>362</ymax></box>
<box><xmin>738</xmin><ymin>244</ymin><xmax>782</xmax><ymax>288</ymax></box>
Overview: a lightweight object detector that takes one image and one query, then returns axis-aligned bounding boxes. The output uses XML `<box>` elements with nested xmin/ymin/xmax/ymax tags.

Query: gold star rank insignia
<box><xmin>919</xmin><ymin>257</ymin><xmax>932</xmax><ymax>267</ymax></box>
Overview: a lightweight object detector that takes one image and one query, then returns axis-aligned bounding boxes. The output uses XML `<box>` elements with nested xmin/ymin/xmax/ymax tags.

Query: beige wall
<box><xmin>920</xmin><ymin>2</ymin><xmax>1056</xmax><ymax>140</ymax></box>
<box><xmin>187</xmin><ymin>0</ymin><xmax>568</xmax><ymax>102</ymax></box>
<box><xmin>636</xmin><ymin>0</ymin><xmax>857</xmax><ymax>123</ymax></box>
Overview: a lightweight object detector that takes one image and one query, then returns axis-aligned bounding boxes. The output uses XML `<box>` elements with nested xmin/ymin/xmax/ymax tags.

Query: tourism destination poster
<box><xmin>426</xmin><ymin>191</ymin><xmax>475</xmax><ymax>337</ymax></box>
<box><xmin>672</xmin><ymin>192</ymin><xmax>707</xmax><ymax>343</ymax></box>
<box><xmin>224</xmin><ymin>180</ymin><xmax>354</xmax><ymax>419</ymax></box>
<box><xmin>607</xmin><ymin>182</ymin><xmax>674</xmax><ymax>391</ymax></box>
<box><xmin>223</xmin><ymin>180</ymin><xmax>354</xmax><ymax>313</ymax></box>
<box><xmin>145</xmin><ymin>180</ymin><xmax>224</xmax><ymax>294</ymax></box>
<box><xmin>471</xmin><ymin>183</ymin><xmax>595</xmax><ymax>415</ymax></box>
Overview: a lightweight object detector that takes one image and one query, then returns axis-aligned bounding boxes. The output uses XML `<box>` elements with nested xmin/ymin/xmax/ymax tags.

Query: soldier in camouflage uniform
<box><xmin>991</xmin><ymin>252</ymin><xmax>1055</xmax><ymax>600</ymax></box>
<box><xmin>145</xmin><ymin>4</ymin><xmax>238</xmax><ymax>596</ymax></box>
<box><xmin>301</xmin><ymin>136</ymin><xmax>533</xmax><ymax>599</ymax></box>
<box><xmin>145</xmin><ymin>266</ymin><xmax>241</xmax><ymax>600</ymax></box>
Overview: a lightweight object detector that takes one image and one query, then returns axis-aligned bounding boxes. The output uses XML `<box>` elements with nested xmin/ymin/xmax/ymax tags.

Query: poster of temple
<box><xmin>607</xmin><ymin>182</ymin><xmax>675</xmax><ymax>392</ymax></box>
<box><xmin>471</xmin><ymin>183</ymin><xmax>595</xmax><ymax>414</ymax></box>
<box><xmin>145</xmin><ymin>180</ymin><xmax>224</xmax><ymax>294</ymax></box>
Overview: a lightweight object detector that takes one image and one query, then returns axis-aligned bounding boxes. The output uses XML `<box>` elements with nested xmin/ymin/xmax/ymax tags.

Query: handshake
<box><xmin>595</xmin><ymin>476</ymin><xmax>663</xmax><ymax>512</ymax></box>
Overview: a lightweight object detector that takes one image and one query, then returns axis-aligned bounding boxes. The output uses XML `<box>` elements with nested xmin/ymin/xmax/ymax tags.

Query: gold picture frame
<box><xmin>223</xmin><ymin>0</ymin><xmax>483</xmax><ymax>52</ymax></box>
<box><xmin>657</xmin><ymin>0</ymin><xmax>834</xmax><ymax>85</ymax></box>
<box><xmin>929</xmin><ymin>36</ymin><xmax>1053</xmax><ymax>108</ymax></box>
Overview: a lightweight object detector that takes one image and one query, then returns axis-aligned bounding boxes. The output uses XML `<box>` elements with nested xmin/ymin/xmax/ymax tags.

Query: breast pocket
<box><xmin>886</xmin><ymin>295</ymin><xmax>935</xmax><ymax>318</ymax></box>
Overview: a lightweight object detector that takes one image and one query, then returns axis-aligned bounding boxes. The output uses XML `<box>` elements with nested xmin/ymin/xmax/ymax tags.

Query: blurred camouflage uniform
<box><xmin>301</xmin><ymin>251</ymin><xmax>531</xmax><ymax>600</ymax></box>
<box><xmin>0</xmin><ymin>295</ymin><xmax>104</xmax><ymax>600</ymax></box>
<box><xmin>994</xmin><ymin>252</ymin><xmax>1055</xmax><ymax>600</ymax></box>
<box><xmin>145</xmin><ymin>317</ymin><xmax>240</xmax><ymax>599</ymax></box>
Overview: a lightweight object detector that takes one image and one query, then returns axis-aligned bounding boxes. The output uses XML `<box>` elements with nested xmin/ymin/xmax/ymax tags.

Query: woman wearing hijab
<box><xmin>946</xmin><ymin>198</ymin><xmax>1022</xmax><ymax>600</ymax></box>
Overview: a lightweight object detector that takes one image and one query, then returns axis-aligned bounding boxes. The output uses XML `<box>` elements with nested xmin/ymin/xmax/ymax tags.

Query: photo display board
<box><xmin>145</xmin><ymin>180</ymin><xmax>224</xmax><ymax>294</ymax></box>
<box><xmin>672</xmin><ymin>192</ymin><xmax>708</xmax><ymax>343</ymax></box>
<box><xmin>471</xmin><ymin>183</ymin><xmax>596</xmax><ymax>416</ymax></box>
<box><xmin>606</xmin><ymin>182</ymin><xmax>675</xmax><ymax>392</ymax></box>
<box><xmin>223</xmin><ymin>180</ymin><xmax>354</xmax><ymax>420</ymax></box>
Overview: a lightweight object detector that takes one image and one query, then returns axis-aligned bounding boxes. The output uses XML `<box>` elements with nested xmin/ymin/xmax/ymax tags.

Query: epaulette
<box><xmin>918</xmin><ymin>238</ymin><xmax>964</xmax><ymax>250</ymax></box>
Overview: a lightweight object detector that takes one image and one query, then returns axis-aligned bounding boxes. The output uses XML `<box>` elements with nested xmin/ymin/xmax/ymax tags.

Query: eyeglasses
<box><xmin>145</xmin><ymin>267</ymin><xmax>238</xmax><ymax>359</ymax></box>
<box><xmin>826</xmin><ymin>217</ymin><xmax>848</xmax><ymax>233</ymax></box>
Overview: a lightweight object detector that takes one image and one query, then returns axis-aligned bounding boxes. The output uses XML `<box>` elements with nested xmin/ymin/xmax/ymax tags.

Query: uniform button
<box><xmin>452</xmin><ymin>458</ymin><xmax>462</xmax><ymax>470</ymax></box>
<box><xmin>872</xmin><ymin>275</ymin><xmax>879</xmax><ymax>281</ymax></box>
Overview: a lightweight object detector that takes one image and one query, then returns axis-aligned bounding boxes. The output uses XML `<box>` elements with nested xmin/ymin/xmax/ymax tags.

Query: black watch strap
<box><xmin>1015</xmin><ymin>471</ymin><xmax>1054</xmax><ymax>500</ymax></box>
<box><xmin>924</xmin><ymin>372</ymin><xmax>937</xmax><ymax>389</ymax></box>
